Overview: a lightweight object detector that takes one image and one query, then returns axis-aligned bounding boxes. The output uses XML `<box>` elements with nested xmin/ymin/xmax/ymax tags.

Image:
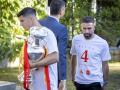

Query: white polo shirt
<box><xmin>70</xmin><ymin>34</ymin><xmax>111</xmax><ymax>85</ymax></box>
<box><xmin>27</xmin><ymin>26</ymin><xmax>58</xmax><ymax>90</ymax></box>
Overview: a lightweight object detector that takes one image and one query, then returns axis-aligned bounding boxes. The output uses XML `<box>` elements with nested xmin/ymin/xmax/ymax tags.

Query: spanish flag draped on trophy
<box><xmin>18</xmin><ymin>41</ymin><xmax>30</xmax><ymax>90</ymax></box>
<box><xmin>23</xmin><ymin>41</ymin><xmax>30</xmax><ymax>90</ymax></box>
<box><xmin>24</xmin><ymin>40</ymin><xmax>49</xmax><ymax>90</ymax></box>
<box><xmin>19</xmin><ymin>40</ymin><xmax>49</xmax><ymax>90</ymax></box>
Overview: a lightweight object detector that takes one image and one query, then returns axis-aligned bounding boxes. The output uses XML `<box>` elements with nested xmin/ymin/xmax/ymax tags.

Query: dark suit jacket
<box><xmin>39</xmin><ymin>16</ymin><xmax>68</xmax><ymax>80</ymax></box>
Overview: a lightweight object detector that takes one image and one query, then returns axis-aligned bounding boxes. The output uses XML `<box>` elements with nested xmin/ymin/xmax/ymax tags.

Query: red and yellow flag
<box><xmin>23</xmin><ymin>41</ymin><xmax>30</xmax><ymax>90</ymax></box>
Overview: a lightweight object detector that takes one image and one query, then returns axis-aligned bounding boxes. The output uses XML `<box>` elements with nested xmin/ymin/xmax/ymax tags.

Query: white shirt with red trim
<box><xmin>28</xmin><ymin>26</ymin><xmax>58</xmax><ymax>90</ymax></box>
<box><xmin>70</xmin><ymin>34</ymin><xmax>111</xmax><ymax>85</ymax></box>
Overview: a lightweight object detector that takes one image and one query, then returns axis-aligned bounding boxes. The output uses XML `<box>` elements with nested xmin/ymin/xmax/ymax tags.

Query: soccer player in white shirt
<box><xmin>17</xmin><ymin>7</ymin><xmax>59</xmax><ymax>90</ymax></box>
<box><xmin>70</xmin><ymin>16</ymin><xmax>111</xmax><ymax>90</ymax></box>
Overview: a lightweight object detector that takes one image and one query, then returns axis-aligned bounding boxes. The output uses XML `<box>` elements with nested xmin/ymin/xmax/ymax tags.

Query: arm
<box><xmin>102</xmin><ymin>61</ymin><xmax>109</xmax><ymax>84</ymax></box>
<box><xmin>70</xmin><ymin>37</ymin><xmax>76</xmax><ymax>82</ymax></box>
<box><xmin>30</xmin><ymin>51</ymin><xmax>59</xmax><ymax>68</ymax></box>
<box><xmin>58</xmin><ymin>27</ymin><xmax>68</xmax><ymax>90</ymax></box>
<box><xmin>30</xmin><ymin>28</ymin><xmax>59</xmax><ymax>68</ymax></box>
<box><xmin>101</xmin><ymin>41</ymin><xmax>111</xmax><ymax>90</ymax></box>
<box><xmin>58</xmin><ymin>26</ymin><xmax>68</xmax><ymax>80</ymax></box>
<box><xmin>101</xmin><ymin>41</ymin><xmax>111</xmax><ymax>85</ymax></box>
<box><xmin>71</xmin><ymin>55</ymin><xmax>76</xmax><ymax>81</ymax></box>
<box><xmin>102</xmin><ymin>61</ymin><xmax>109</xmax><ymax>90</ymax></box>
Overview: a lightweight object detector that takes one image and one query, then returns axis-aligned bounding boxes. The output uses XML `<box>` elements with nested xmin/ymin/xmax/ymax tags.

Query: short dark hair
<box><xmin>50</xmin><ymin>0</ymin><xmax>65</xmax><ymax>15</ymax></box>
<box><xmin>81</xmin><ymin>16</ymin><xmax>95</xmax><ymax>23</ymax></box>
<box><xmin>17</xmin><ymin>7</ymin><xmax>36</xmax><ymax>17</ymax></box>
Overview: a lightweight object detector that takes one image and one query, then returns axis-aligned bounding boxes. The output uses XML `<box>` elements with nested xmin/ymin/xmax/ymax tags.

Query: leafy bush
<box><xmin>0</xmin><ymin>0</ymin><xmax>46</xmax><ymax>61</ymax></box>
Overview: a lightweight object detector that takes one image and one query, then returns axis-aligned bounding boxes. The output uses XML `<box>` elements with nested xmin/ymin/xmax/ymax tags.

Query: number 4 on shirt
<box><xmin>81</xmin><ymin>50</ymin><xmax>89</xmax><ymax>62</ymax></box>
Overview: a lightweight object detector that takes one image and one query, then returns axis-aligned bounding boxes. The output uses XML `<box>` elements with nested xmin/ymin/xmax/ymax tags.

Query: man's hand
<box><xmin>29</xmin><ymin>61</ymin><xmax>36</xmax><ymax>69</ymax></box>
<box><xmin>58</xmin><ymin>80</ymin><xmax>67</xmax><ymax>90</ymax></box>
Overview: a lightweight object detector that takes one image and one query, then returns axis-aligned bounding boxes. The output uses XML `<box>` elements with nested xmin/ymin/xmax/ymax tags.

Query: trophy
<box><xmin>28</xmin><ymin>26</ymin><xmax>48</xmax><ymax>63</ymax></box>
<box><xmin>17</xmin><ymin>26</ymin><xmax>48</xmax><ymax>83</ymax></box>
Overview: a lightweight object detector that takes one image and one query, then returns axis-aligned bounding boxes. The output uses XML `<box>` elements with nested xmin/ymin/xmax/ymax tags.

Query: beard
<box><xmin>83</xmin><ymin>33</ymin><xmax>92</xmax><ymax>39</ymax></box>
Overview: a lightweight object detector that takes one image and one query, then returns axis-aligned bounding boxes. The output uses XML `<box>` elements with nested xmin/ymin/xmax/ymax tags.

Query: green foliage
<box><xmin>61</xmin><ymin>0</ymin><xmax>91</xmax><ymax>40</ymax></box>
<box><xmin>32</xmin><ymin>0</ymin><xmax>46</xmax><ymax>19</ymax></box>
<box><xmin>61</xmin><ymin>0</ymin><xmax>120</xmax><ymax>46</ymax></box>
<box><xmin>0</xmin><ymin>0</ymin><xmax>21</xmax><ymax>61</ymax></box>
<box><xmin>0</xmin><ymin>68</ymin><xmax>19</xmax><ymax>84</ymax></box>
<box><xmin>1</xmin><ymin>0</ymin><xmax>120</xmax><ymax>61</ymax></box>
<box><xmin>96</xmin><ymin>0</ymin><xmax>120</xmax><ymax>46</ymax></box>
<box><xmin>0</xmin><ymin>0</ymin><xmax>46</xmax><ymax>61</ymax></box>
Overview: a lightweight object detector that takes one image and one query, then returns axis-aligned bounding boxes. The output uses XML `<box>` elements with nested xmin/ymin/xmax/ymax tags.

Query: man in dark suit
<box><xmin>39</xmin><ymin>0</ymin><xmax>68</xmax><ymax>90</ymax></box>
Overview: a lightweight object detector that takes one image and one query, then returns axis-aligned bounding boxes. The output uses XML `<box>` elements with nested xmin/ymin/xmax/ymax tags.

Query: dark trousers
<box><xmin>74</xmin><ymin>82</ymin><xmax>102</xmax><ymax>90</ymax></box>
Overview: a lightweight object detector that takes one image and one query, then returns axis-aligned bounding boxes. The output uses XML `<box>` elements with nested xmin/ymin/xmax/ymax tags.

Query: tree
<box><xmin>96</xmin><ymin>0</ymin><xmax>120</xmax><ymax>45</ymax></box>
<box><xmin>0</xmin><ymin>0</ymin><xmax>46</xmax><ymax>61</ymax></box>
<box><xmin>61</xmin><ymin>0</ymin><xmax>91</xmax><ymax>47</ymax></box>
<box><xmin>61</xmin><ymin>0</ymin><xmax>120</xmax><ymax>46</ymax></box>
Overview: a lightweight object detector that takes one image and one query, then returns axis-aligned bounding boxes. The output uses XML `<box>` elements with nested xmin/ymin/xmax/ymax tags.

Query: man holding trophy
<box><xmin>17</xmin><ymin>7</ymin><xmax>59</xmax><ymax>90</ymax></box>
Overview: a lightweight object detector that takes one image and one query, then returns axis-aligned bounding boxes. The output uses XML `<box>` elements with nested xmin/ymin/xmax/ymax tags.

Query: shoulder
<box><xmin>39</xmin><ymin>16</ymin><xmax>54</xmax><ymax>24</ymax></box>
<box><xmin>72</xmin><ymin>34</ymin><xmax>83</xmax><ymax>41</ymax></box>
<box><xmin>58</xmin><ymin>22</ymin><xmax>67</xmax><ymax>29</ymax></box>
<box><xmin>42</xmin><ymin>27</ymin><xmax>55</xmax><ymax>39</ymax></box>
<box><xmin>39</xmin><ymin>18</ymin><xmax>47</xmax><ymax>24</ymax></box>
<box><xmin>71</xmin><ymin>34</ymin><xmax>83</xmax><ymax>46</ymax></box>
<box><xmin>54</xmin><ymin>23</ymin><xmax>68</xmax><ymax>37</ymax></box>
<box><xmin>41</xmin><ymin>26</ymin><xmax>54</xmax><ymax>35</ymax></box>
<box><xmin>95</xmin><ymin>34</ymin><xmax>109</xmax><ymax>46</ymax></box>
<box><xmin>59</xmin><ymin>24</ymin><xmax>67</xmax><ymax>34</ymax></box>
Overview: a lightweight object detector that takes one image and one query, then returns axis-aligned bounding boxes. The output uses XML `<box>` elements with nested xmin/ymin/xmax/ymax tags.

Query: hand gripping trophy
<box><xmin>28</xmin><ymin>26</ymin><xmax>48</xmax><ymax>62</ymax></box>
<box><xmin>17</xmin><ymin>26</ymin><xmax>48</xmax><ymax>89</ymax></box>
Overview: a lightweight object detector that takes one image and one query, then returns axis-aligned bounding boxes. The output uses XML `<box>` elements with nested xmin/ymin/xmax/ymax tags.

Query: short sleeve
<box><xmin>45</xmin><ymin>29</ymin><xmax>58</xmax><ymax>54</ymax></box>
<box><xmin>101</xmin><ymin>41</ymin><xmax>111</xmax><ymax>61</ymax></box>
<box><xmin>70</xmin><ymin>37</ymin><xmax>76</xmax><ymax>55</ymax></box>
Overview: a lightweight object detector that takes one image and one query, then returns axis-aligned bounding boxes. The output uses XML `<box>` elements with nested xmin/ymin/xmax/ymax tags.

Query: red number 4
<box><xmin>81</xmin><ymin>50</ymin><xmax>89</xmax><ymax>62</ymax></box>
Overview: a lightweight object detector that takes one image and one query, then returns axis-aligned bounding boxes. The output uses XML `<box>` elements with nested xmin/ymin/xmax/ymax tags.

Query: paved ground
<box><xmin>16</xmin><ymin>85</ymin><xmax>33</xmax><ymax>90</ymax></box>
<box><xmin>16</xmin><ymin>86</ymin><xmax>23</xmax><ymax>90</ymax></box>
<box><xmin>0</xmin><ymin>81</ymin><xmax>16</xmax><ymax>90</ymax></box>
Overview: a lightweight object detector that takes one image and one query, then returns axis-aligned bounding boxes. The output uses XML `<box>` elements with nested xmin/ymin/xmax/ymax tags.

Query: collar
<box><xmin>49</xmin><ymin>15</ymin><xmax>59</xmax><ymax>22</ymax></box>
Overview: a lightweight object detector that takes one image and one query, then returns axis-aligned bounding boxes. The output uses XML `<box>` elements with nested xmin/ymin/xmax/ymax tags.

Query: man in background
<box><xmin>39</xmin><ymin>0</ymin><xmax>68</xmax><ymax>90</ymax></box>
<box><xmin>17</xmin><ymin>7</ymin><xmax>59</xmax><ymax>90</ymax></box>
<box><xmin>70</xmin><ymin>16</ymin><xmax>111</xmax><ymax>90</ymax></box>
